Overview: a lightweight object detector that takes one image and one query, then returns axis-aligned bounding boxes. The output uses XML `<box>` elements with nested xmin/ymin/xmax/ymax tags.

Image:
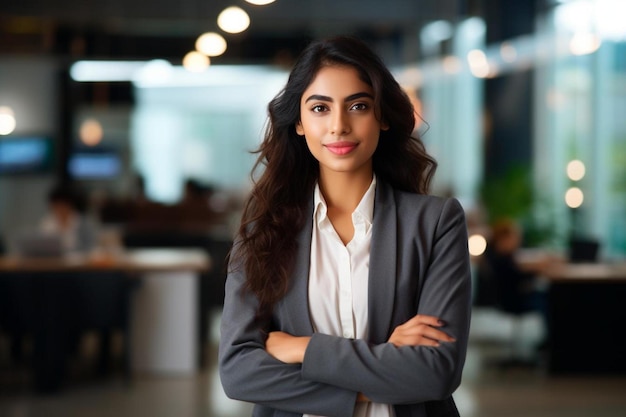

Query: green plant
<box><xmin>480</xmin><ymin>164</ymin><xmax>558</xmax><ymax>247</ymax></box>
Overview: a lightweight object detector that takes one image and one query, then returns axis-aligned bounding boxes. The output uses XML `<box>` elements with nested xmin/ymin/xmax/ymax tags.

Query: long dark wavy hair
<box><xmin>231</xmin><ymin>36</ymin><xmax>437</xmax><ymax>318</ymax></box>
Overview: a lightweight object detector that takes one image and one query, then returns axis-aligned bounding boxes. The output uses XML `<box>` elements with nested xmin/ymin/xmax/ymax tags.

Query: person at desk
<box><xmin>40</xmin><ymin>183</ymin><xmax>98</xmax><ymax>254</ymax></box>
<box><xmin>483</xmin><ymin>219</ymin><xmax>549</xmax><ymax>358</ymax></box>
<box><xmin>485</xmin><ymin>220</ymin><xmax>534</xmax><ymax>313</ymax></box>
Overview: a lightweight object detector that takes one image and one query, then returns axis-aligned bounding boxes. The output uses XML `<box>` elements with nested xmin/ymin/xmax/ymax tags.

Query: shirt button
<box><xmin>343</xmin><ymin>331</ymin><xmax>352</xmax><ymax>338</ymax></box>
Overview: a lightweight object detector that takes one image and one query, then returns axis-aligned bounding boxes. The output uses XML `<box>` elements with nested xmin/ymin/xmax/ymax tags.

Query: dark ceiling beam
<box><xmin>1</xmin><ymin>0</ymin><xmax>475</xmax><ymax>64</ymax></box>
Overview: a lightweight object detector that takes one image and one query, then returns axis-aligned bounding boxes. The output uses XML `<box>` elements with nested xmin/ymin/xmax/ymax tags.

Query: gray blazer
<box><xmin>219</xmin><ymin>180</ymin><xmax>472</xmax><ymax>417</ymax></box>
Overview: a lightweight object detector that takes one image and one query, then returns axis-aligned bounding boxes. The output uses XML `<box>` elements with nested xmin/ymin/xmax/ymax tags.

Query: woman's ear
<box><xmin>381</xmin><ymin>121</ymin><xmax>390</xmax><ymax>131</ymax></box>
<box><xmin>295</xmin><ymin>121</ymin><xmax>305</xmax><ymax>136</ymax></box>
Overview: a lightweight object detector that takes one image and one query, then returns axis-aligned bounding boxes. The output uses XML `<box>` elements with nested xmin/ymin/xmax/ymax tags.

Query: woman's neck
<box><xmin>318</xmin><ymin>170</ymin><xmax>373</xmax><ymax>214</ymax></box>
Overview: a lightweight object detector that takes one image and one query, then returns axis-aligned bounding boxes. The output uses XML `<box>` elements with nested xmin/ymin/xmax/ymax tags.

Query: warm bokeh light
<box><xmin>182</xmin><ymin>51</ymin><xmax>210</xmax><ymax>72</ymax></box>
<box><xmin>442</xmin><ymin>56</ymin><xmax>462</xmax><ymax>74</ymax></box>
<box><xmin>0</xmin><ymin>106</ymin><xmax>16</xmax><ymax>135</ymax></box>
<box><xmin>195</xmin><ymin>32</ymin><xmax>227</xmax><ymax>57</ymax></box>
<box><xmin>79</xmin><ymin>118</ymin><xmax>104</xmax><ymax>146</ymax></box>
<box><xmin>565</xmin><ymin>187</ymin><xmax>584</xmax><ymax>208</ymax></box>
<box><xmin>567</xmin><ymin>159</ymin><xmax>586</xmax><ymax>181</ymax></box>
<box><xmin>570</xmin><ymin>32</ymin><xmax>602</xmax><ymax>56</ymax></box>
<box><xmin>217</xmin><ymin>7</ymin><xmax>250</xmax><ymax>34</ymax></box>
<box><xmin>468</xmin><ymin>234</ymin><xmax>487</xmax><ymax>256</ymax></box>
<box><xmin>500</xmin><ymin>42</ymin><xmax>518</xmax><ymax>63</ymax></box>
<box><xmin>245</xmin><ymin>0</ymin><xmax>276</xmax><ymax>5</ymax></box>
<box><xmin>467</xmin><ymin>49</ymin><xmax>490</xmax><ymax>78</ymax></box>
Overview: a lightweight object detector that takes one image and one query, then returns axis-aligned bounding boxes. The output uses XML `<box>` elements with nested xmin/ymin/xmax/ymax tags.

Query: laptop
<box><xmin>15</xmin><ymin>232</ymin><xmax>65</xmax><ymax>258</ymax></box>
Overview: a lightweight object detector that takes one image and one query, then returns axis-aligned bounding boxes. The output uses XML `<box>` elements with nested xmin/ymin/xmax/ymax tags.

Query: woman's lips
<box><xmin>324</xmin><ymin>141</ymin><xmax>358</xmax><ymax>155</ymax></box>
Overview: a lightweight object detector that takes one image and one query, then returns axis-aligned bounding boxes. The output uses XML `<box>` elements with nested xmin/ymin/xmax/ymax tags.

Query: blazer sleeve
<box><xmin>301</xmin><ymin>197</ymin><xmax>472</xmax><ymax>405</ymax></box>
<box><xmin>218</xmin><ymin>245</ymin><xmax>358</xmax><ymax>417</ymax></box>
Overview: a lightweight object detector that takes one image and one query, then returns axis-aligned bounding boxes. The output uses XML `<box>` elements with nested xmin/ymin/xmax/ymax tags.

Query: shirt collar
<box><xmin>313</xmin><ymin>175</ymin><xmax>377</xmax><ymax>229</ymax></box>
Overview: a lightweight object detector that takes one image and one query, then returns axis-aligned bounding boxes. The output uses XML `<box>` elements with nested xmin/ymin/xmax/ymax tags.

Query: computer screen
<box><xmin>0</xmin><ymin>135</ymin><xmax>55</xmax><ymax>174</ymax></box>
<box><xmin>67</xmin><ymin>151</ymin><xmax>122</xmax><ymax>180</ymax></box>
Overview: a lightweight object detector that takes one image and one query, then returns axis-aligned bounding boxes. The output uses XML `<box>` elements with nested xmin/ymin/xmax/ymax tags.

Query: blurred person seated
<box><xmin>181</xmin><ymin>178</ymin><xmax>213</xmax><ymax>205</ymax></box>
<box><xmin>483</xmin><ymin>218</ymin><xmax>549</xmax><ymax>365</ymax></box>
<box><xmin>486</xmin><ymin>219</ymin><xmax>539</xmax><ymax>313</ymax></box>
<box><xmin>40</xmin><ymin>183</ymin><xmax>98</xmax><ymax>254</ymax></box>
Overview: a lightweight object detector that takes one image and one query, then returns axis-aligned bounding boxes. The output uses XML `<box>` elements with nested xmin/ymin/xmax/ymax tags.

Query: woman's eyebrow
<box><xmin>344</xmin><ymin>92</ymin><xmax>374</xmax><ymax>102</ymax></box>
<box><xmin>304</xmin><ymin>92</ymin><xmax>374</xmax><ymax>103</ymax></box>
<box><xmin>304</xmin><ymin>94</ymin><xmax>332</xmax><ymax>103</ymax></box>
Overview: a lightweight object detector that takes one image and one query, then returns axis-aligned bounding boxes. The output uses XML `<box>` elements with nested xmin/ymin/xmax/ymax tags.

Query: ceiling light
<box><xmin>217</xmin><ymin>7</ymin><xmax>250</xmax><ymax>34</ymax></box>
<box><xmin>245</xmin><ymin>0</ymin><xmax>276</xmax><ymax>4</ymax></box>
<box><xmin>196</xmin><ymin>32</ymin><xmax>227</xmax><ymax>57</ymax></box>
<box><xmin>183</xmin><ymin>51</ymin><xmax>210</xmax><ymax>72</ymax></box>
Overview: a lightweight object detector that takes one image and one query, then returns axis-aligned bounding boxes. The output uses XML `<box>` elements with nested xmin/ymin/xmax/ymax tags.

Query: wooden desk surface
<box><xmin>541</xmin><ymin>262</ymin><xmax>626</xmax><ymax>282</ymax></box>
<box><xmin>0</xmin><ymin>248</ymin><xmax>211</xmax><ymax>273</ymax></box>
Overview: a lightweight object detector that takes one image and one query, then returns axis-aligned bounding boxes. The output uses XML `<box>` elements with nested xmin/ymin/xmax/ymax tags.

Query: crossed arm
<box><xmin>266</xmin><ymin>314</ymin><xmax>455</xmax><ymax>363</ymax></box>
<box><xmin>266</xmin><ymin>314</ymin><xmax>456</xmax><ymax>402</ymax></box>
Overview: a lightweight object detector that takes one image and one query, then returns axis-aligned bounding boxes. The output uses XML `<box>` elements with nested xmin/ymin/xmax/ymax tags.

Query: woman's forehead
<box><xmin>302</xmin><ymin>65</ymin><xmax>374</xmax><ymax>97</ymax></box>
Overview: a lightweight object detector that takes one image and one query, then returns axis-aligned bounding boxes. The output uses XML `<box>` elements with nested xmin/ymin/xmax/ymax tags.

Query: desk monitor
<box><xmin>0</xmin><ymin>135</ymin><xmax>55</xmax><ymax>175</ymax></box>
<box><xmin>568</xmin><ymin>237</ymin><xmax>600</xmax><ymax>263</ymax></box>
<box><xmin>67</xmin><ymin>151</ymin><xmax>122</xmax><ymax>180</ymax></box>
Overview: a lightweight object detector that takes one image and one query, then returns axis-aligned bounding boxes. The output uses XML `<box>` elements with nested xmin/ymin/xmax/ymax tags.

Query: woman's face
<box><xmin>296</xmin><ymin>65</ymin><xmax>387</xmax><ymax>179</ymax></box>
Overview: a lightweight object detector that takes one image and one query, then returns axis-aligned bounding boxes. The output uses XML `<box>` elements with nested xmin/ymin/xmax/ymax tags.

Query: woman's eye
<box><xmin>311</xmin><ymin>105</ymin><xmax>327</xmax><ymax>113</ymax></box>
<box><xmin>350</xmin><ymin>103</ymin><xmax>368</xmax><ymax>111</ymax></box>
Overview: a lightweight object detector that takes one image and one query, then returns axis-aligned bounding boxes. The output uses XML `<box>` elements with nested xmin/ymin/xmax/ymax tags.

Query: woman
<box><xmin>219</xmin><ymin>36</ymin><xmax>472</xmax><ymax>417</ymax></box>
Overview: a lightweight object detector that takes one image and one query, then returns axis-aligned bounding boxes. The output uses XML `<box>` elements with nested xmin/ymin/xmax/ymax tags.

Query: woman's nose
<box><xmin>330</xmin><ymin>110</ymin><xmax>351</xmax><ymax>135</ymax></box>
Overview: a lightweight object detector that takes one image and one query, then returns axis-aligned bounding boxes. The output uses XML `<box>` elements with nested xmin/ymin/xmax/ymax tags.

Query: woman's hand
<box><xmin>388</xmin><ymin>314</ymin><xmax>455</xmax><ymax>347</ymax></box>
<box><xmin>265</xmin><ymin>331</ymin><xmax>311</xmax><ymax>364</ymax></box>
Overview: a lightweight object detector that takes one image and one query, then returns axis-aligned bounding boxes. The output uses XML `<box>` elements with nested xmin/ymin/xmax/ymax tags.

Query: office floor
<box><xmin>1</xmin><ymin>309</ymin><xmax>626</xmax><ymax>417</ymax></box>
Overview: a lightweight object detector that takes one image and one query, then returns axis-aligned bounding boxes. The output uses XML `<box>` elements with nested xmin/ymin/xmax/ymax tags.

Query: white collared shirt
<box><xmin>306</xmin><ymin>175</ymin><xmax>394</xmax><ymax>417</ymax></box>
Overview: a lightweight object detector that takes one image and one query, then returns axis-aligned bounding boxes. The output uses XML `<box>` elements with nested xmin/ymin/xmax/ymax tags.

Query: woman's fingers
<box><xmin>391</xmin><ymin>326</ymin><xmax>454</xmax><ymax>345</ymax></box>
<box><xmin>388</xmin><ymin>314</ymin><xmax>456</xmax><ymax>347</ymax></box>
<box><xmin>409</xmin><ymin>325</ymin><xmax>456</xmax><ymax>343</ymax></box>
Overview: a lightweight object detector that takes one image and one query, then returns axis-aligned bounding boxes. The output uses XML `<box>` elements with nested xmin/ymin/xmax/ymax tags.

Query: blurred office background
<box><xmin>1</xmin><ymin>0</ymin><xmax>626</xmax><ymax>416</ymax></box>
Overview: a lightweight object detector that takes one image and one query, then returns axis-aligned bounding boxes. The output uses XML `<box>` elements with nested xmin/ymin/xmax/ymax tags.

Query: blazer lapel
<box><xmin>368</xmin><ymin>180</ymin><xmax>397</xmax><ymax>343</ymax></box>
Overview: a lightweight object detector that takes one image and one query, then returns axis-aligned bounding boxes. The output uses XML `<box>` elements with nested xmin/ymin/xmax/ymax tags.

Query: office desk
<box><xmin>0</xmin><ymin>248</ymin><xmax>209</xmax><ymax>273</ymax></box>
<box><xmin>542</xmin><ymin>262</ymin><xmax>626</xmax><ymax>374</ymax></box>
<box><xmin>0</xmin><ymin>249</ymin><xmax>210</xmax><ymax>391</ymax></box>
